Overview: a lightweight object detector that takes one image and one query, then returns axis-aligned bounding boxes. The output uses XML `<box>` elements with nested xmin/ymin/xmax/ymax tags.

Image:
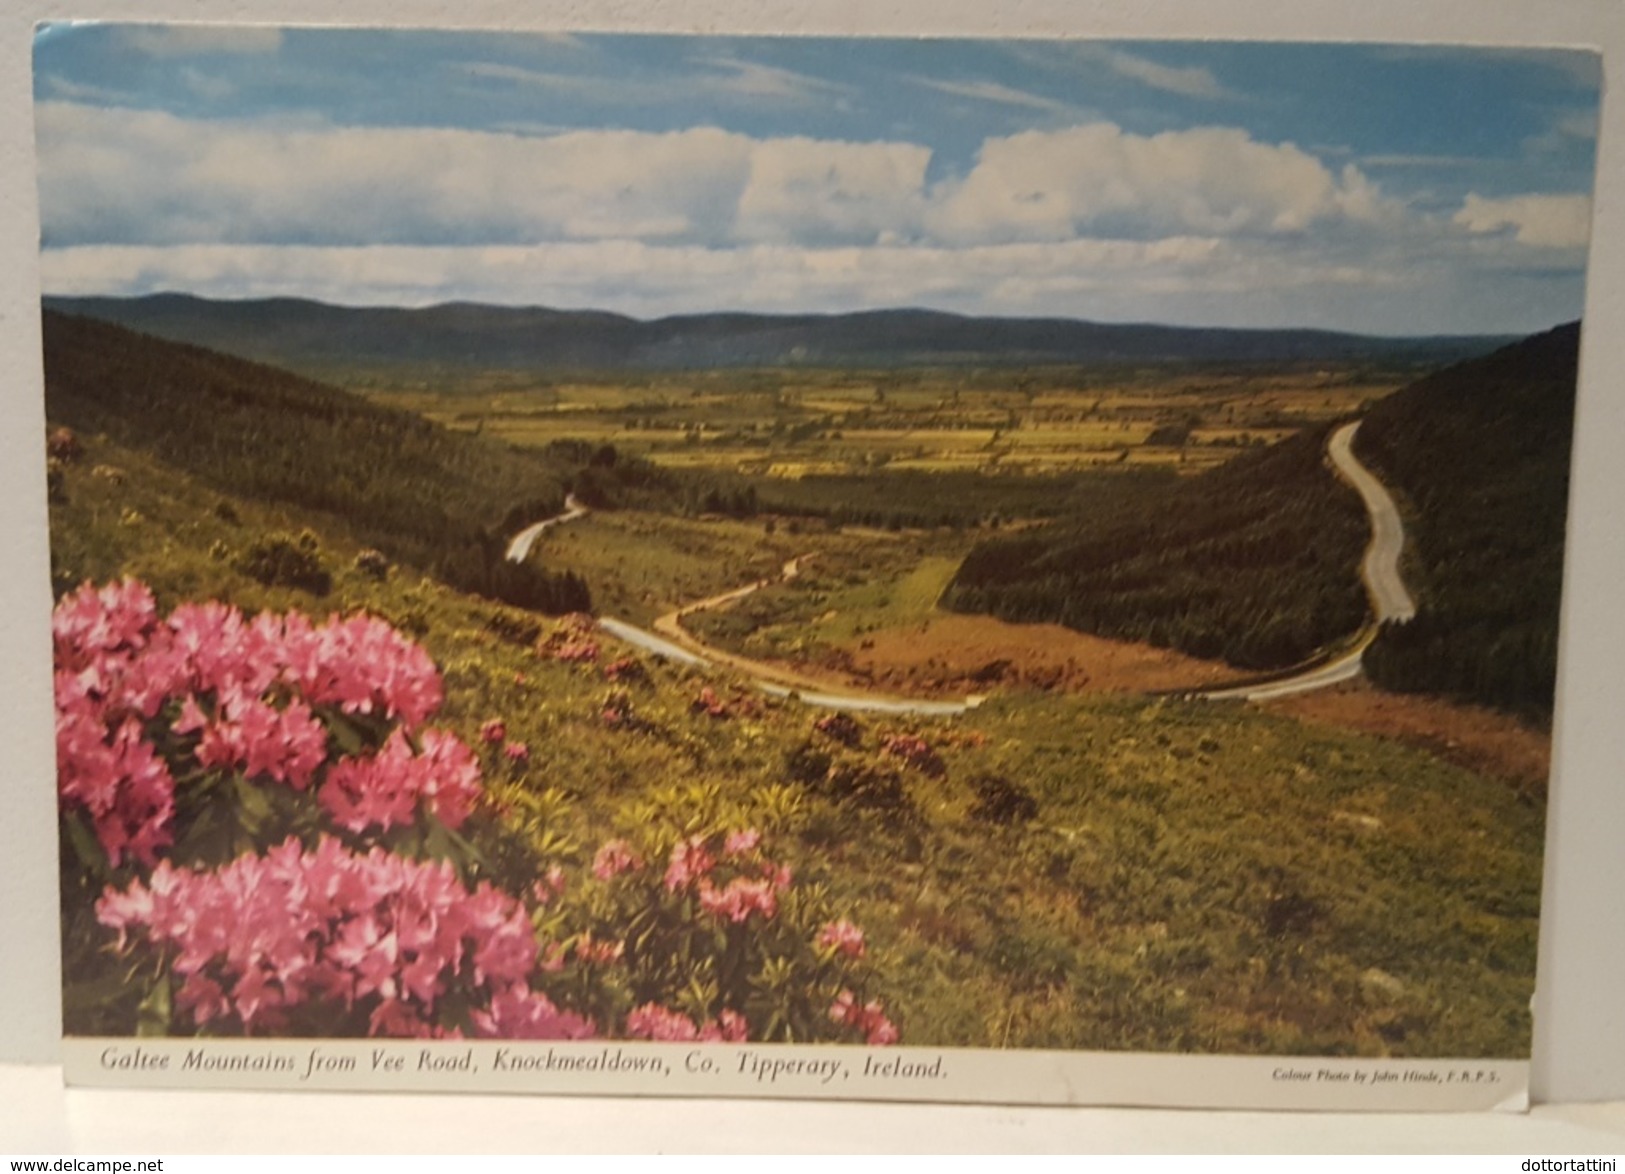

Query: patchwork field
<box><xmin>362</xmin><ymin>363</ymin><xmax>1409</xmax><ymax>480</ymax></box>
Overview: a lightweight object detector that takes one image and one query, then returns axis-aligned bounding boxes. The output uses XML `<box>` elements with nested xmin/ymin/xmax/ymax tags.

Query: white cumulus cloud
<box><xmin>36</xmin><ymin>102</ymin><xmax>939</xmax><ymax>250</ymax></box>
<box><xmin>734</xmin><ymin>137</ymin><xmax>931</xmax><ymax>245</ymax></box>
<box><xmin>926</xmin><ymin>123</ymin><xmax>1388</xmax><ymax>244</ymax></box>
<box><xmin>1454</xmin><ymin>192</ymin><xmax>1593</xmax><ymax>250</ymax></box>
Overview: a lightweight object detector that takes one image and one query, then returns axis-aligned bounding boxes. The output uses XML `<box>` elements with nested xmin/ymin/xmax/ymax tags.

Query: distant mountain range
<box><xmin>42</xmin><ymin>293</ymin><xmax>1514</xmax><ymax>375</ymax></box>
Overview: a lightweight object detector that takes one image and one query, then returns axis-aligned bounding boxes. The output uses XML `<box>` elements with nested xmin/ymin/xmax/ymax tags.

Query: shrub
<box><xmin>880</xmin><ymin>731</ymin><xmax>946</xmax><ymax>778</ymax></box>
<box><xmin>353</xmin><ymin>548</ymin><xmax>391</xmax><ymax>581</ymax></box>
<box><xmin>785</xmin><ymin>741</ymin><xmax>914</xmax><ymax>817</ymax></box>
<box><xmin>969</xmin><ymin>773</ymin><xmax>1040</xmax><ymax>826</ymax></box>
<box><xmin>483</xmin><ymin>608</ymin><xmax>541</xmax><ymax>647</ymax></box>
<box><xmin>47</xmin><ymin>426</ymin><xmax>83</xmax><ymax>463</ymax></box>
<box><xmin>234</xmin><ymin>530</ymin><xmax>332</xmax><ymax>595</ymax></box>
<box><xmin>813</xmin><ymin>711</ymin><xmax>862</xmax><ymax>747</ymax></box>
<box><xmin>56</xmin><ymin>579</ymin><xmax>893</xmax><ymax>1044</ymax></box>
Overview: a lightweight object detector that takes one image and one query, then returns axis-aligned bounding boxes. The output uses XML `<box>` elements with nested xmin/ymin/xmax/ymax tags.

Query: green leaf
<box><xmin>425</xmin><ymin>813</ymin><xmax>487</xmax><ymax>871</ymax></box>
<box><xmin>232</xmin><ymin>774</ymin><xmax>276</xmax><ymax>832</ymax></box>
<box><xmin>63</xmin><ymin>969</ymin><xmax>141</xmax><ymax>1014</ymax></box>
<box><xmin>135</xmin><ymin>976</ymin><xmax>173</xmax><ymax>1038</ymax></box>
<box><xmin>61</xmin><ymin>810</ymin><xmax>111</xmax><ymax>881</ymax></box>
<box><xmin>322</xmin><ymin>709</ymin><xmax>368</xmax><ymax>758</ymax></box>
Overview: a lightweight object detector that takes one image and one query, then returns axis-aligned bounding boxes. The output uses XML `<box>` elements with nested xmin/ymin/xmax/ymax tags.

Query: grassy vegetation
<box><xmin>1356</xmin><ymin>323</ymin><xmax>1579</xmax><ymax>720</ymax></box>
<box><xmin>43</xmin><ymin>312</ymin><xmax>598</xmax><ymax>614</ymax></box>
<box><xmin>43</xmin><ymin>317</ymin><xmax>1552</xmax><ymax>1057</ymax></box>
<box><xmin>686</xmin><ymin>537</ymin><xmax>972</xmax><ymax>667</ymax></box>
<box><xmin>365</xmin><ymin>363</ymin><xmax>1406</xmax><ymax>513</ymax></box>
<box><xmin>45</xmin><ymin>406</ymin><xmax>1543</xmax><ymax>1058</ymax></box>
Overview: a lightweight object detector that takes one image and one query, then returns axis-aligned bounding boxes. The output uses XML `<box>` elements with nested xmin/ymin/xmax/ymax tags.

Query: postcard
<box><xmin>35</xmin><ymin>23</ymin><xmax>1597</xmax><ymax>1110</ymax></box>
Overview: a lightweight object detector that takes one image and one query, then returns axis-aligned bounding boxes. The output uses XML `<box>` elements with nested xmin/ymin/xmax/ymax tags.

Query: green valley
<box><xmin>43</xmin><ymin>303</ymin><xmax>1565</xmax><ymax>1057</ymax></box>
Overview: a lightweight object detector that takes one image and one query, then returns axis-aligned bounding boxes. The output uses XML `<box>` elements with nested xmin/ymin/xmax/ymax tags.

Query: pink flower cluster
<box><xmin>537</xmin><ymin>616</ymin><xmax>600</xmax><ymax>663</ymax></box>
<box><xmin>601</xmin><ymin>656</ymin><xmax>644</xmax><ymax>683</ymax></box>
<box><xmin>662</xmin><ymin>829</ymin><xmax>793</xmax><ymax>924</ymax></box>
<box><xmin>829</xmin><ymin>989</ymin><xmax>898</xmax><ymax>1046</ymax></box>
<box><xmin>817</xmin><ymin>919</ymin><xmax>866</xmax><ymax>959</ymax></box>
<box><xmin>691</xmin><ymin>687</ymin><xmax>729</xmax><ymax>719</ymax></box>
<box><xmin>96</xmin><ymin>836</ymin><xmax>594</xmax><ymax>1039</ymax></box>
<box><xmin>478</xmin><ymin>718</ymin><xmax>529</xmax><ymax>766</ymax></box>
<box><xmin>592</xmin><ymin>838</ymin><xmax>642</xmax><ymax>881</ymax></box>
<box><xmin>813</xmin><ymin>711</ymin><xmax>863</xmax><ymax>747</ymax></box>
<box><xmin>625</xmin><ymin>1003</ymin><xmax>748</xmax><ymax>1043</ymax></box>
<box><xmin>879</xmin><ymin>732</ymin><xmax>946</xmax><ymax>778</ymax></box>
<box><xmin>321</xmin><ymin>729</ymin><xmax>482</xmax><ymax>834</ymax></box>
<box><xmin>53</xmin><ymin>580</ymin><xmax>472</xmax><ymax>866</ymax></box>
<box><xmin>572</xmin><ymin>932</ymin><xmax>624</xmax><ymax>966</ymax></box>
<box><xmin>56</xmin><ymin>714</ymin><xmax>174</xmax><ymax>869</ymax></box>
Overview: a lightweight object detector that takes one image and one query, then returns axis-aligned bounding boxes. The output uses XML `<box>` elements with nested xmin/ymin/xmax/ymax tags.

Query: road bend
<box><xmin>1199</xmin><ymin>419</ymin><xmax>1414</xmax><ymax>703</ymax></box>
<box><xmin>505</xmin><ymin>493</ymin><xmax>588</xmax><ymax>563</ymax></box>
<box><xmin>604</xmin><ymin>556</ymin><xmax>984</xmax><ymax>716</ymax></box>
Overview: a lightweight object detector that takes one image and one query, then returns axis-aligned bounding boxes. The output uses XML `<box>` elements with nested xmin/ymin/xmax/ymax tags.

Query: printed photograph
<box><xmin>37</xmin><ymin>25</ymin><xmax>1596</xmax><ymax>1063</ymax></box>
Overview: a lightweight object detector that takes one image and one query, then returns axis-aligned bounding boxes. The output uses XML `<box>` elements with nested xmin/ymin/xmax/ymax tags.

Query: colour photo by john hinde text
<box><xmin>33</xmin><ymin>25</ymin><xmax>1599</xmax><ymax>1101</ymax></box>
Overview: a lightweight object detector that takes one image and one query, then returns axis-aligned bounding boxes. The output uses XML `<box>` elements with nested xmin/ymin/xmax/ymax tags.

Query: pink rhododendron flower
<box><xmin>601</xmin><ymin>657</ymin><xmax>639</xmax><ymax>681</ymax></box>
<box><xmin>625</xmin><ymin>1003</ymin><xmax>749</xmax><ymax>1042</ymax></box>
<box><xmin>552</xmin><ymin>640</ymin><xmax>600</xmax><ymax>663</ymax></box>
<box><xmin>503</xmin><ymin>740</ymin><xmax>529</xmax><ymax>763</ymax></box>
<box><xmin>94</xmin><ymin>837</ymin><xmax>576</xmax><ymax>1038</ymax></box>
<box><xmin>471</xmin><ymin>984</ymin><xmax>595</xmax><ymax>1040</ymax></box>
<box><xmin>54</xmin><ymin>582</ymin><xmax>469</xmax><ymax>868</ymax></box>
<box><xmin>708</xmin><ymin>1009</ymin><xmax>749</xmax><ymax>1043</ymax></box>
<box><xmin>879</xmin><ymin>732</ymin><xmax>946</xmax><ymax>777</ymax></box>
<box><xmin>573</xmin><ymin>932</ymin><xmax>625</xmax><ymax>966</ymax></box>
<box><xmin>625</xmin><ymin>1003</ymin><xmax>699</xmax><ymax>1041</ymax></box>
<box><xmin>52</xmin><ymin>579</ymin><xmax>159</xmax><ymax>670</ymax></box>
<box><xmin>692</xmin><ymin>686</ymin><xmax>728</xmax><ymax>718</ymax></box>
<box><xmin>56</xmin><ymin>715</ymin><xmax>175</xmax><ymax>868</ymax></box>
<box><xmin>829</xmin><ymin>989</ymin><xmax>898</xmax><ymax>1046</ymax></box>
<box><xmin>663</xmin><ymin>835</ymin><xmax>716</xmax><ymax>891</ymax></box>
<box><xmin>530</xmin><ymin>865</ymin><xmax>568</xmax><ymax>908</ymax></box>
<box><xmin>480</xmin><ymin>719</ymin><xmax>507</xmax><ymax>744</ymax></box>
<box><xmin>291</xmin><ymin>613</ymin><xmax>443</xmax><ymax>730</ymax></box>
<box><xmin>723</xmin><ymin>829</ymin><xmax>761</xmax><ymax>857</ymax></box>
<box><xmin>193</xmin><ymin>696</ymin><xmax>327</xmax><ymax>790</ymax></box>
<box><xmin>592</xmin><ymin>839</ymin><xmax>642</xmax><ymax>881</ymax></box>
<box><xmin>862</xmin><ymin>1010</ymin><xmax>900</xmax><ymax>1046</ymax></box>
<box><xmin>817</xmin><ymin>919</ymin><xmax>866</xmax><ymax>959</ymax></box>
<box><xmin>698</xmin><ymin>877</ymin><xmax>779</xmax><ymax>923</ymax></box>
<box><xmin>319</xmin><ymin>728</ymin><xmax>482</xmax><ymax>834</ymax></box>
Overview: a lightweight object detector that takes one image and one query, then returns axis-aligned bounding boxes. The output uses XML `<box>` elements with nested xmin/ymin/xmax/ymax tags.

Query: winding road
<box><xmin>607</xmin><ymin>555</ymin><xmax>985</xmax><ymax>716</ymax></box>
<box><xmin>1198</xmin><ymin>420</ymin><xmax>1414</xmax><ymax>702</ymax></box>
<box><xmin>505</xmin><ymin>493</ymin><xmax>588</xmax><ymax>563</ymax></box>
<box><xmin>505</xmin><ymin>497</ymin><xmax>985</xmax><ymax>714</ymax></box>
<box><xmin>507</xmin><ymin>417</ymin><xmax>1412</xmax><ymax>711</ymax></box>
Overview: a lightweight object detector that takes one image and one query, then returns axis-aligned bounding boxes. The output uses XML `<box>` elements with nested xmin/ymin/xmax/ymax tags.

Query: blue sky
<box><xmin>31</xmin><ymin>25</ymin><xmax>1601</xmax><ymax>334</ymax></box>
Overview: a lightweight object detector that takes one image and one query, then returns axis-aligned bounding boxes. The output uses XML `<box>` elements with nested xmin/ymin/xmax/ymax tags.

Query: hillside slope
<box><xmin>1356</xmin><ymin>322</ymin><xmax>1580</xmax><ymax>718</ymax></box>
<box><xmin>944</xmin><ymin>321</ymin><xmax>1581</xmax><ymax>714</ymax></box>
<box><xmin>40</xmin><ymin>314</ymin><xmax>1546</xmax><ymax>1059</ymax></box>
<box><xmin>42</xmin><ymin>310</ymin><xmax>589</xmax><ymax>612</ymax></box>
<box><xmin>45</xmin><ymin>293</ymin><xmax>1508</xmax><ymax>376</ymax></box>
<box><xmin>943</xmin><ymin>424</ymin><xmax>1370</xmax><ymax>671</ymax></box>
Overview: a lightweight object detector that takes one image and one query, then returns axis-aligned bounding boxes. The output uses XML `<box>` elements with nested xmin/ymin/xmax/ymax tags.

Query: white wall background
<box><xmin>2</xmin><ymin>0</ymin><xmax>1621</xmax><ymax>1107</ymax></box>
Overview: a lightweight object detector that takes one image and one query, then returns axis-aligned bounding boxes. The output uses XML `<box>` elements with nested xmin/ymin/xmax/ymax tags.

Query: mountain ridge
<box><xmin>43</xmin><ymin>292</ymin><xmax>1516</xmax><ymax>375</ymax></box>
